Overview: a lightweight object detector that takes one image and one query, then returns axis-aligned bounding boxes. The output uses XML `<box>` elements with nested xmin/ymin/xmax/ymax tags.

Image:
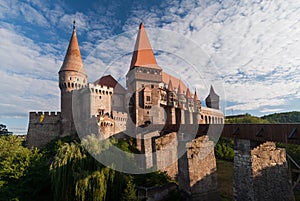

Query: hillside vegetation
<box><xmin>262</xmin><ymin>111</ymin><xmax>300</xmax><ymax>123</ymax></box>
<box><xmin>226</xmin><ymin>113</ymin><xmax>269</xmax><ymax>124</ymax></box>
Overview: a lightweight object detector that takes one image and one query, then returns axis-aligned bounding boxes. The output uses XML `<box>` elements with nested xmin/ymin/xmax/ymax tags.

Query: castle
<box><xmin>26</xmin><ymin>22</ymin><xmax>224</xmax><ymax>148</ymax></box>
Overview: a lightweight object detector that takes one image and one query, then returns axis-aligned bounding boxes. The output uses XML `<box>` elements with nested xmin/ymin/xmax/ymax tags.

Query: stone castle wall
<box><xmin>113</xmin><ymin>111</ymin><xmax>128</xmax><ymax>133</ymax></box>
<box><xmin>178</xmin><ymin>135</ymin><xmax>219</xmax><ymax>201</ymax></box>
<box><xmin>155</xmin><ymin>132</ymin><xmax>178</xmax><ymax>178</ymax></box>
<box><xmin>251</xmin><ymin>142</ymin><xmax>294</xmax><ymax>201</ymax></box>
<box><xmin>234</xmin><ymin>139</ymin><xmax>294</xmax><ymax>201</ymax></box>
<box><xmin>27</xmin><ymin>112</ymin><xmax>61</xmax><ymax>148</ymax></box>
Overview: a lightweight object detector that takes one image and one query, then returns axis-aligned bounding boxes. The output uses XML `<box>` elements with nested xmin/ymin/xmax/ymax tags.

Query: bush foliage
<box><xmin>0</xmin><ymin>135</ymin><xmax>171</xmax><ymax>201</ymax></box>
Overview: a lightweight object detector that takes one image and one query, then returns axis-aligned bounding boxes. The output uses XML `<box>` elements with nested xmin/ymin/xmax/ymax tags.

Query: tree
<box><xmin>0</xmin><ymin>135</ymin><xmax>46</xmax><ymax>201</ymax></box>
<box><xmin>0</xmin><ymin>124</ymin><xmax>12</xmax><ymax>135</ymax></box>
<box><xmin>121</xmin><ymin>176</ymin><xmax>138</xmax><ymax>201</ymax></box>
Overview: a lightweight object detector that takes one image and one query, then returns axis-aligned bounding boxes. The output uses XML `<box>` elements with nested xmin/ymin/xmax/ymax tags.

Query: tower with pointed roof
<box><xmin>205</xmin><ymin>86</ymin><xmax>220</xmax><ymax>110</ymax></box>
<box><xmin>194</xmin><ymin>89</ymin><xmax>201</xmax><ymax>112</ymax></box>
<box><xmin>58</xmin><ymin>21</ymin><xmax>87</xmax><ymax>136</ymax></box>
<box><xmin>126</xmin><ymin>23</ymin><xmax>164</xmax><ymax>125</ymax></box>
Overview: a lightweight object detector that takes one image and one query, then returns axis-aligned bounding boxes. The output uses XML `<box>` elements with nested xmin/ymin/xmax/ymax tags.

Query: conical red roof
<box><xmin>129</xmin><ymin>23</ymin><xmax>161</xmax><ymax>71</ymax></box>
<box><xmin>186</xmin><ymin>88</ymin><xmax>192</xmax><ymax>98</ymax></box>
<box><xmin>177</xmin><ymin>83</ymin><xmax>183</xmax><ymax>94</ymax></box>
<box><xmin>59</xmin><ymin>22</ymin><xmax>86</xmax><ymax>75</ymax></box>
<box><xmin>168</xmin><ymin>79</ymin><xmax>174</xmax><ymax>91</ymax></box>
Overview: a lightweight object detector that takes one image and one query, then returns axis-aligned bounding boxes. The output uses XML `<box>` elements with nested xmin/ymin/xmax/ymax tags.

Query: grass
<box><xmin>216</xmin><ymin>160</ymin><xmax>234</xmax><ymax>201</ymax></box>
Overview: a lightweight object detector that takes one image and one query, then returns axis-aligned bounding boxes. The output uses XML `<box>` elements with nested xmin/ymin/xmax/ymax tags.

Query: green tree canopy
<box><xmin>0</xmin><ymin>124</ymin><xmax>12</xmax><ymax>135</ymax></box>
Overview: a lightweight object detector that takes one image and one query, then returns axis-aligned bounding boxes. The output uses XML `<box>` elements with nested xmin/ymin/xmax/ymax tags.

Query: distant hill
<box><xmin>225</xmin><ymin>113</ymin><xmax>269</xmax><ymax>124</ymax></box>
<box><xmin>261</xmin><ymin>111</ymin><xmax>300</xmax><ymax>123</ymax></box>
<box><xmin>225</xmin><ymin>111</ymin><xmax>300</xmax><ymax>124</ymax></box>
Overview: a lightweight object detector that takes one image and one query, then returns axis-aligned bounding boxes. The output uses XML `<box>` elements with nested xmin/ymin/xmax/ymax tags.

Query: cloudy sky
<box><xmin>1</xmin><ymin>0</ymin><xmax>300</xmax><ymax>134</ymax></box>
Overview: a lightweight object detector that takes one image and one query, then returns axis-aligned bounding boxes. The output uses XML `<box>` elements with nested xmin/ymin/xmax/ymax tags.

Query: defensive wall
<box><xmin>27</xmin><ymin>112</ymin><xmax>61</xmax><ymax>148</ymax></box>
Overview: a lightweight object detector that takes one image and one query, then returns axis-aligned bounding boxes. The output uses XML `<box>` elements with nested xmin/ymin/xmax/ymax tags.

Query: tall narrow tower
<box><xmin>205</xmin><ymin>86</ymin><xmax>219</xmax><ymax>110</ymax></box>
<box><xmin>126</xmin><ymin>23</ymin><xmax>163</xmax><ymax>125</ymax></box>
<box><xmin>58</xmin><ymin>21</ymin><xmax>87</xmax><ymax>136</ymax></box>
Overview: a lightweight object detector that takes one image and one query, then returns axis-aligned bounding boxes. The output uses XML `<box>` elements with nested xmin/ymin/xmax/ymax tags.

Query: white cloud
<box><xmin>150</xmin><ymin>0</ymin><xmax>300</xmax><ymax>114</ymax></box>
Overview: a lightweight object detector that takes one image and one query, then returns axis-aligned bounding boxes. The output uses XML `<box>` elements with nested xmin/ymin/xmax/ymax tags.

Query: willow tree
<box><xmin>50</xmin><ymin>141</ymin><xmax>118</xmax><ymax>201</ymax></box>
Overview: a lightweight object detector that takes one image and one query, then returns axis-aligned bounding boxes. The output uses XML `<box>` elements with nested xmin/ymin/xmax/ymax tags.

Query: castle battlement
<box><xmin>30</xmin><ymin>111</ymin><xmax>61</xmax><ymax>117</ymax></box>
<box><xmin>112</xmin><ymin>111</ymin><xmax>128</xmax><ymax>120</ymax></box>
<box><xmin>29</xmin><ymin>111</ymin><xmax>61</xmax><ymax>124</ymax></box>
<box><xmin>88</xmin><ymin>83</ymin><xmax>113</xmax><ymax>95</ymax></box>
<box><xmin>27</xmin><ymin>111</ymin><xmax>61</xmax><ymax>148</ymax></box>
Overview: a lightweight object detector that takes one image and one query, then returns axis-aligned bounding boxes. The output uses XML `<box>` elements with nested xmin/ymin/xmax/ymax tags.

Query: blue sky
<box><xmin>1</xmin><ymin>0</ymin><xmax>300</xmax><ymax>134</ymax></box>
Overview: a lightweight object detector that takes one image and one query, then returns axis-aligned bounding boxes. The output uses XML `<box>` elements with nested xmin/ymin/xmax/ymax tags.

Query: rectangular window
<box><xmin>146</xmin><ymin>96</ymin><xmax>151</xmax><ymax>102</ymax></box>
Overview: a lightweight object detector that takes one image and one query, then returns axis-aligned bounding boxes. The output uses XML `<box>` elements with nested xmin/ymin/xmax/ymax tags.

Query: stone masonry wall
<box><xmin>155</xmin><ymin>132</ymin><xmax>178</xmax><ymax>178</ymax></box>
<box><xmin>234</xmin><ymin>139</ymin><xmax>294</xmax><ymax>201</ymax></box>
<box><xmin>251</xmin><ymin>142</ymin><xmax>294</xmax><ymax>201</ymax></box>
<box><xmin>233</xmin><ymin>139</ymin><xmax>255</xmax><ymax>201</ymax></box>
<box><xmin>178</xmin><ymin>135</ymin><xmax>219</xmax><ymax>201</ymax></box>
<box><xmin>27</xmin><ymin>112</ymin><xmax>61</xmax><ymax>148</ymax></box>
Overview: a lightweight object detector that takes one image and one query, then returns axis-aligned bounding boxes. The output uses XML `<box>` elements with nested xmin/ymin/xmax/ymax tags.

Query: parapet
<box><xmin>112</xmin><ymin>111</ymin><xmax>128</xmax><ymax>119</ymax></box>
<box><xmin>87</xmin><ymin>83</ymin><xmax>113</xmax><ymax>95</ymax></box>
<box><xmin>29</xmin><ymin>111</ymin><xmax>61</xmax><ymax>124</ymax></box>
<box><xmin>27</xmin><ymin>111</ymin><xmax>61</xmax><ymax>148</ymax></box>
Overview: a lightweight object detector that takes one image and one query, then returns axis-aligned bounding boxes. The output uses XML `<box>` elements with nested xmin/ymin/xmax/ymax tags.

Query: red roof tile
<box><xmin>129</xmin><ymin>23</ymin><xmax>161</xmax><ymax>71</ymax></box>
<box><xmin>94</xmin><ymin>75</ymin><xmax>126</xmax><ymax>94</ymax></box>
<box><xmin>186</xmin><ymin>88</ymin><xmax>192</xmax><ymax>98</ymax></box>
<box><xmin>59</xmin><ymin>23</ymin><xmax>86</xmax><ymax>75</ymax></box>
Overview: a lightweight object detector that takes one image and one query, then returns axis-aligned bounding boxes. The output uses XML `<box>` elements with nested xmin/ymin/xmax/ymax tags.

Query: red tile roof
<box><xmin>129</xmin><ymin>23</ymin><xmax>161</xmax><ymax>71</ymax></box>
<box><xmin>167</xmin><ymin>79</ymin><xmax>174</xmax><ymax>91</ymax></box>
<box><xmin>94</xmin><ymin>75</ymin><xmax>126</xmax><ymax>94</ymax></box>
<box><xmin>186</xmin><ymin>88</ymin><xmax>192</xmax><ymax>98</ymax></box>
<box><xmin>59</xmin><ymin>24</ymin><xmax>86</xmax><ymax>75</ymax></box>
<box><xmin>162</xmin><ymin>72</ymin><xmax>187</xmax><ymax>93</ymax></box>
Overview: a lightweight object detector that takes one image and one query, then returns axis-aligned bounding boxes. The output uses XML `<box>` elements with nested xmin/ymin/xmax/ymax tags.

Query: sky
<box><xmin>1</xmin><ymin>0</ymin><xmax>300</xmax><ymax>134</ymax></box>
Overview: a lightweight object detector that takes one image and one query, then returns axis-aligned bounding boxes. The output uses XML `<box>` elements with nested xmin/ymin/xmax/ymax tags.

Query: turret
<box><xmin>177</xmin><ymin>83</ymin><xmax>186</xmax><ymax>109</ymax></box>
<box><xmin>126</xmin><ymin>23</ymin><xmax>163</xmax><ymax>126</ymax></box>
<box><xmin>167</xmin><ymin>80</ymin><xmax>177</xmax><ymax>107</ymax></box>
<box><xmin>194</xmin><ymin>89</ymin><xmax>201</xmax><ymax>112</ymax></box>
<box><xmin>186</xmin><ymin>88</ymin><xmax>194</xmax><ymax>112</ymax></box>
<box><xmin>205</xmin><ymin>86</ymin><xmax>220</xmax><ymax>110</ymax></box>
<box><xmin>126</xmin><ymin>22</ymin><xmax>162</xmax><ymax>92</ymax></box>
<box><xmin>58</xmin><ymin>21</ymin><xmax>87</xmax><ymax>136</ymax></box>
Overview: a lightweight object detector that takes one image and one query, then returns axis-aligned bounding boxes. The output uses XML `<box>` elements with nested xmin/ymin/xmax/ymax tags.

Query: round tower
<box><xmin>58</xmin><ymin>21</ymin><xmax>87</xmax><ymax>136</ymax></box>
